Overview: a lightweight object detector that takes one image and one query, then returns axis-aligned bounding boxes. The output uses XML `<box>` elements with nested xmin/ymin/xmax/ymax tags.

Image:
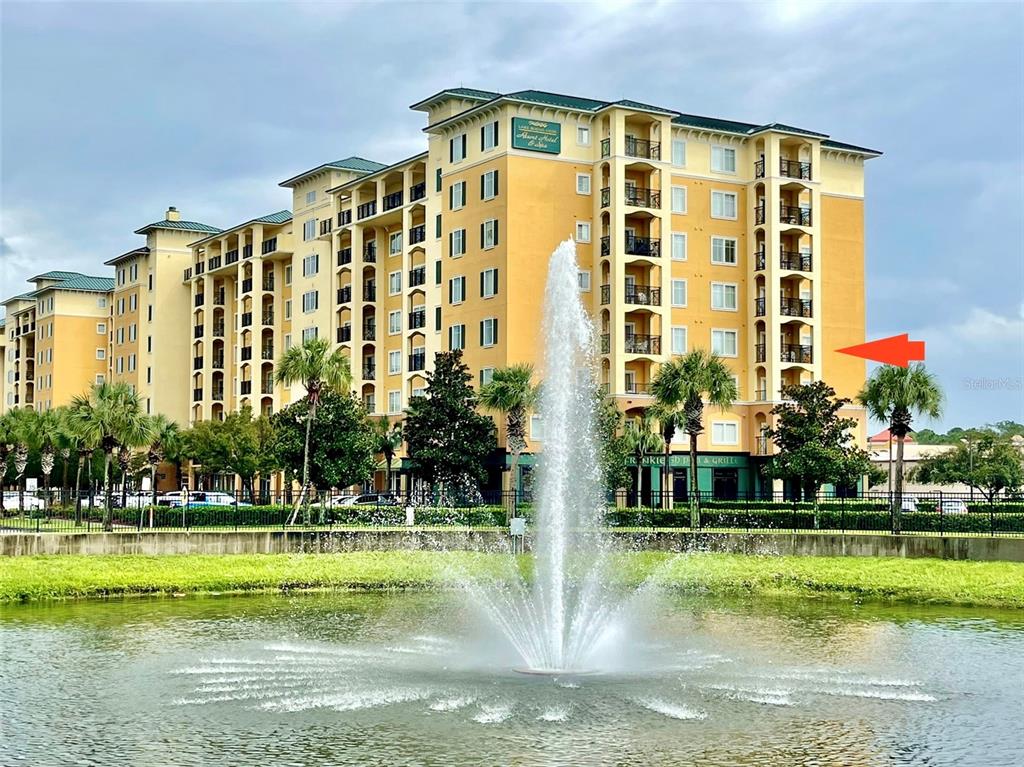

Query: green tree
<box><xmin>911</xmin><ymin>433</ymin><xmax>1024</xmax><ymax>501</ymax></box>
<box><xmin>651</xmin><ymin>349</ymin><xmax>737</xmax><ymax>517</ymax></box>
<box><xmin>67</xmin><ymin>382</ymin><xmax>152</xmax><ymax>530</ymax></box>
<box><xmin>270</xmin><ymin>391</ymin><xmax>376</xmax><ymax>517</ymax></box>
<box><xmin>404</xmin><ymin>351</ymin><xmax>496</xmax><ymax>496</ymax></box>
<box><xmin>0</xmin><ymin>413</ymin><xmax>15</xmax><ymax>515</ymax></box>
<box><xmin>221</xmin><ymin>408</ymin><xmax>278</xmax><ymax>502</ymax></box>
<box><xmin>593</xmin><ymin>391</ymin><xmax>631</xmax><ymax>495</ymax></box>
<box><xmin>479</xmin><ymin>363</ymin><xmax>537</xmax><ymax>499</ymax></box>
<box><xmin>274</xmin><ymin>337</ymin><xmax>352</xmax><ymax>520</ymax></box>
<box><xmin>145</xmin><ymin>415</ymin><xmax>182</xmax><ymax>507</ymax></box>
<box><xmin>8</xmin><ymin>408</ymin><xmax>40</xmax><ymax>513</ymax></box>
<box><xmin>648</xmin><ymin>402</ymin><xmax>681</xmax><ymax>508</ymax></box>
<box><xmin>858</xmin><ymin>363</ymin><xmax>943</xmax><ymax>532</ymax></box>
<box><xmin>765</xmin><ymin>381</ymin><xmax>871</xmax><ymax>506</ymax></box>
<box><xmin>620</xmin><ymin>411</ymin><xmax>663</xmax><ymax>506</ymax></box>
<box><xmin>372</xmin><ymin>416</ymin><xmax>404</xmax><ymax>495</ymax></box>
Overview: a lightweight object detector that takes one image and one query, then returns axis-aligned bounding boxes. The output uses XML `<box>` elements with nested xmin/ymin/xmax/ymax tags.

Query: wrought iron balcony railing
<box><xmin>780</xmin><ymin>158</ymin><xmax>812</xmax><ymax>180</ymax></box>
<box><xmin>357</xmin><ymin>201</ymin><xmax>377</xmax><ymax>219</ymax></box>
<box><xmin>261</xmin><ymin>237</ymin><xmax>277</xmax><ymax>255</ymax></box>
<box><xmin>338</xmin><ymin>248</ymin><xmax>352</xmax><ymax>266</ymax></box>
<box><xmin>383</xmin><ymin>191</ymin><xmax>404</xmax><ymax>211</ymax></box>
<box><xmin>625</xmin><ymin>137</ymin><xmax>660</xmax><ymax>160</ymax></box>
<box><xmin>409</xmin><ymin>182</ymin><xmax>426</xmax><ymax>202</ymax></box>
<box><xmin>624</xmin><ymin>187</ymin><xmax>660</xmax><ymax>208</ymax></box>
<box><xmin>780</xmin><ymin>343</ymin><xmax>813</xmax><ymax>364</ymax></box>
<box><xmin>338</xmin><ymin>286</ymin><xmax>351</xmax><ymax>304</ymax></box>
<box><xmin>409</xmin><ymin>310</ymin><xmax>426</xmax><ymax>329</ymax></box>
<box><xmin>599</xmin><ymin>235</ymin><xmax>660</xmax><ymax>258</ymax></box>
<box><xmin>409</xmin><ymin>224</ymin><xmax>426</xmax><ymax>244</ymax></box>
<box><xmin>624</xmin><ymin>285</ymin><xmax>661</xmax><ymax>306</ymax></box>
<box><xmin>780</xmin><ymin>204</ymin><xmax>812</xmax><ymax>226</ymax></box>
<box><xmin>409</xmin><ymin>267</ymin><xmax>426</xmax><ymax>287</ymax></box>
<box><xmin>779</xmin><ymin>297</ymin><xmax>813</xmax><ymax>318</ymax></box>
<box><xmin>780</xmin><ymin>249</ymin><xmax>813</xmax><ymax>272</ymax></box>
<box><xmin>338</xmin><ymin>325</ymin><xmax>352</xmax><ymax>343</ymax></box>
<box><xmin>408</xmin><ymin>353</ymin><xmax>426</xmax><ymax>371</ymax></box>
<box><xmin>363</xmin><ymin>323</ymin><xmax>376</xmax><ymax>341</ymax></box>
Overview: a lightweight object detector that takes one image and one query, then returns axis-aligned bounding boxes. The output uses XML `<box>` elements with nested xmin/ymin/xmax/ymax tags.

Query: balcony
<box><xmin>409</xmin><ymin>309</ymin><xmax>426</xmax><ymax>329</ymax></box>
<box><xmin>241</xmin><ymin>346</ymin><xmax>252</xmax><ymax>361</ymax></box>
<box><xmin>213</xmin><ymin>323</ymin><xmax>225</xmax><ymax>338</ymax></box>
<box><xmin>193</xmin><ymin>388</ymin><xmax>203</xmax><ymax>402</ymax></box>
<box><xmin>262</xmin><ymin>276</ymin><xmax>274</xmax><ymax>291</ymax></box>
<box><xmin>363</xmin><ymin>285</ymin><xmax>377</xmax><ymax>302</ymax></box>
<box><xmin>363</xmin><ymin>323</ymin><xmax>376</xmax><ymax>341</ymax></box>
<box><xmin>780</xmin><ymin>249</ymin><xmax>813</xmax><ymax>272</ymax></box>
<box><xmin>193</xmin><ymin>356</ymin><xmax>203</xmax><ymax>371</ymax></box>
<box><xmin>780</xmin><ymin>204</ymin><xmax>812</xmax><ymax>227</ymax></box>
<box><xmin>780</xmin><ymin>159</ymin><xmax>812</xmax><ymax>180</ymax></box>
<box><xmin>409</xmin><ymin>182</ymin><xmax>426</xmax><ymax>202</ymax></box>
<box><xmin>242</xmin><ymin>278</ymin><xmax>253</xmax><ymax>294</ymax></box>
<box><xmin>409</xmin><ymin>224</ymin><xmax>426</xmax><ymax>245</ymax></box>
<box><xmin>624</xmin><ymin>187</ymin><xmax>660</xmax><ymax>209</ymax></box>
<box><xmin>338</xmin><ymin>325</ymin><xmax>352</xmax><ymax>343</ymax></box>
<box><xmin>193</xmin><ymin>325</ymin><xmax>203</xmax><ymax>339</ymax></box>
<box><xmin>337</xmin><ymin>248</ymin><xmax>352</xmax><ymax>267</ymax></box>
<box><xmin>194</xmin><ymin>293</ymin><xmax>205</xmax><ymax>307</ymax></box>
<box><xmin>242</xmin><ymin>244</ymin><xmax>253</xmax><ymax>259</ymax></box>
<box><xmin>754</xmin><ymin>206</ymin><xmax>766</xmax><ymax>226</ymax></box>
<box><xmin>755</xmin><ymin>344</ymin><xmax>766</xmax><ymax>363</ymax></box>
<box><xmin>195</xmin><ymin>262</ymin><xmax>205</xmax><ymax>275</ymax></box>
<box><xmin>755</xmin><ymin>250</ymin><xmax>766</xmax><ymax>271</ymax></box>
<box><xmin>261</xmin><ymin>346</ymin><xmax>273</xmax><ymax>361</ymax></box>
<box><xmin>408</xmin><ymin>352</ymin><xmax>426</xmax><ymax>371</ymax></box>
<box><xmin>261</xmin><ymin>237</ymin><xmax>278</xmax><ymax>255</ymax></box>
<box><xmin>183</xmin><ymin>267</ymin><xmax>193</xmax><ymax>281</ymax></box>
<box><xmin>363</xmin><ymin>364</ymin><xmax>376</xmax><ymax>380</ymax></box>
<box><xmin>622</xmin><ymin>382</ymin><xmax>653</xmax><ymax>396</ymax></box>
<box><xmin>261</xmin><ymin>379</ymin><xmax>274</xmax><ymax>395</ymax></box>
<box><xmin>599</xmin><ymin>235</ymin><xmax>661</xmax><ymax>258</ymax></box>
<box><xmin>624</xmin><ymin>137</ymin><xmax>660</xmax><ymax>161</ymax></box>
<box><xmin>320</xmin><ymin>219</ymin><xmax>333</xmax><ymax>236</ymax></box>
<box><xmin>212</xmin><ymin>389</ymin><xmax>224</xmax><ymax>402</ymax></box>
<box><xmin>338</xmin><ymin>210</ymin><xmax>352</xmax><ymax>227</ymax></box>
<box><xmin>779</xmin><ymin>297</ymin><xmax>813</xmax><ymax>318</ymax></box>
<box><xmin>214</xmin><ymin>290</ymin><xmax>226</xmax><ymax>306</ymax></box>
<box><xmin>754</xmin><ymin>158</ymin><xmax>766</xmax><ymax>179</ymax></box>
<box><xmin>240</xmin><ymin>381</ymin><xmax>252</xmax><ymax>395</ymax></box>
<box><xmin>409</xmin><ymin>267</ymin><xmax>426</xmax><ymax>287</ymax></box>
<box><xmin>207</xmin><ymin>256</ymin><xmax>222</xmax><ymax>270</ymax></box>
<box><xmin>212</xmin><ymin>355</ymin><xmax>224</xmax><ymax>369</ymax></box>
<box><xmin>624</xmin><ymin>333</ymin><xmax>661</xmax><ymax>355</ymax></box>
<box><xmin>383</xmin><ymin>191</ymin><xmax>404</xmax><ymax>211</ymax></box>
<box><xmin>364</xmin><ymin>243</ymin><xmax>377</xmax><ymax>262</ymax></box>
<box><xmin>225</xmin><ymin>249</ymin><xmax>239</xmax><ymax>265</ymax></box>
<box><xmin>241</xmin><ymin>312</ymin><xmax>253</xmax><ymax>327</ymax></box>
<box><xmin>780</xmin><ymin>344</ymin><xmax>813</xmax><ymax>364</ymax></box>
<box><xmin>755</xmin><ymin>297</ymin><xmax>766</xmax><ymax>317</ymax></box>
<box><xmin>338</xmin><ymin>286</ymin><xmax>352</xmax><ymax>304</ymax></box>
<box><xmin>624</xmin><ymin>285</ymin><xmax>661</xmax><ymax>307</ymax></box>
<box><xmin>357</xmin><ymin>201</ymin><xmax>377</xmax><ymax>219</ymax></box>
<box><xmin>754</xmin><ymin>435</ymin><xmax>771</xmax><ymax>455</ymax></box>
<box><xmin>600</xmin><ymin>137</ymin><xmax>611</xmax><ymax>158</ymax></box>
<box><xmin>261</xmin><ymin>311</ymin><xmax>274</xmax><ymax>325</ymax></box>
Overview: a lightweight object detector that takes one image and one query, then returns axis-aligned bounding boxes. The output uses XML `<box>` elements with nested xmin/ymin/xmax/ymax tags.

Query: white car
<box><xmin>312</xmin><ymin>495</ymin><xmax>358</xmax><ymax>509</ymax></box>
<box><xmin>156</xmin><ymin>490</ymin><xmax>252</xmax><ymax>508</ymax></box>
<box><xmin>2</xmin><ymin>492</ymin><xmax>46</xmax><ymax>511</ymax></box>
<box><xmin>124</xmin><ymin>491</ymin><xmax>154</xmax><ymax>509</ymax></box>
<box><xmin>937</xmin><ymin>499</ymin><xmax>969</xmax><ymax>515</ymax></box>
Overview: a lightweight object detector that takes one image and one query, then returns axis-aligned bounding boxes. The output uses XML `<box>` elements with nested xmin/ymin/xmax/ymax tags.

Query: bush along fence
<box><xmin>0</xmin><ymin>489</ymin><xmax>1022</xmax><ymax>536</ymax></box>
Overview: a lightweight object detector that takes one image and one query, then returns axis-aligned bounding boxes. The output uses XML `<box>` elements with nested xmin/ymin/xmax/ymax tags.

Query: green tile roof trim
<box><xmin>409</xmin><ymin>88</ymin><xmax>500</xmax><ymax>110</ymax></box>
<box><xmin>253</xmin><ymin>209</ymin><xmax>293</xmax><ymax>224</ymax></box>
<box><xmin>24</xmin><ymin>272</ymin><xmax>114</xmax><ymax>297</ymax></box>
<box><xmin>279</xmin><ymin>156</ymin><xmax>386</xmax><ymax>187</ymax></box>
<box><xmin>134</xmin><ymin>219</ymin><xmax>222</xmax><ymax>235</ymax></box>
<box><xmin>821</xmin><ymin>138</ymin><xmax>883</xmax><ymax>155</ymax></box>
<box><xmin>29</xmin><ymin>270</ymin><xmax>85</xmax><ymax>282</ymax></box>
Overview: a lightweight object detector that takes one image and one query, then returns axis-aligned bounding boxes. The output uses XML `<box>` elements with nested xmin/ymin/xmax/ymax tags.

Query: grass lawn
<box><xmin>1</xmin><ymin>551</ymin><xmax>1022</xmax><ymax>609</ymax></box>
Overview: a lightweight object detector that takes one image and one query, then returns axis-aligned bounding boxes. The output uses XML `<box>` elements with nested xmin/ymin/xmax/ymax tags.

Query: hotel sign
<box><xmin>512</xmin><ymin>118</ymin><xmax>561</xmax><ymax>154</ymax></box>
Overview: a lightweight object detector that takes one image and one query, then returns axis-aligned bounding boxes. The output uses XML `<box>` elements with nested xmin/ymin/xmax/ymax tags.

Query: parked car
<box><xmin>312</xmin><ymin>495</ymin><xmax>358</xmax><ymax>509</ymax></box>
<box><xmin>901</xmin><ymin>497</ymin><xmax>919</xmax><ymax>513</ymax></box>
<box><xmin>337</xmin><ymin>493</ymin><xmax>400</xmax><ymax>507</ymax></box>
<box><xmin>155</xmin><ymin>491</ymin><xmax>252</xmax><ymax>508</ymax></box>
<box><xmin>2</xmin><ymin>492</ymin><xmax>46</xmax><ymax>511</ymax></box>
<box><xmin>124</xmin><ymin>491</ymin><xmax>154</xmax><ymax>509</ymax></box>
<box><xmin>937</xmin><ymin>499</ymin><xmax>969</xmax><ymax>515</ymax></box>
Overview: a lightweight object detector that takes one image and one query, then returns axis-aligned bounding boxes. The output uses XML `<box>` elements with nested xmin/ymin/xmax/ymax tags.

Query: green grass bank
<box><xmin>2</xmin><ymin>551</ymin><xmax>1022</xmax><ymax>608</ymax></box>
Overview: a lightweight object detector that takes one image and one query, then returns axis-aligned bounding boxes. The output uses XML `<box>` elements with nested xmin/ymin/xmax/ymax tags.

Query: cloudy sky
<box><xmin>1</xmin><ymin>1</ymin><xmax>1021</xmax><ymax>429</ymax></box>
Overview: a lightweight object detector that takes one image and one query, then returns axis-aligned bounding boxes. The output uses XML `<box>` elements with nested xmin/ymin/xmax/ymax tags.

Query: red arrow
<box><xmin>836</xmin><ymin>334</ymin><xmax>925</xmax><ymax>367</ymax></box>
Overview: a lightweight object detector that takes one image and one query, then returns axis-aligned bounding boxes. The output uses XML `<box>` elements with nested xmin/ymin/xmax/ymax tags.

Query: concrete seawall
<box><xmin>3</xmin><ymin>529</ymin><xmax>1023</xmax><ymax>562</ymax></box>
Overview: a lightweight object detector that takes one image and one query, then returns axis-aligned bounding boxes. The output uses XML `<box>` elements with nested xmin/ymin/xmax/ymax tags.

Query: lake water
<box><xmin>2</xmin><ymin>590</ymin><xmax>1022</xmax><ymax>766</ymax></box>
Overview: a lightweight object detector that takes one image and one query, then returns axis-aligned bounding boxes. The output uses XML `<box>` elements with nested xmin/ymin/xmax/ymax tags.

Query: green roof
<box><xmin>30</xmin><ymin>273</ymin><xmax>113</xmax><ymax>295</ymax></box>
<box><xmin>504</xmin><ymin>89</ymin><xmax>609</xmax><ymax>111</ymax></box>
<box><xmin>279</xmin><ymin>156</ymin><xmax>386</xmax><ymax>187</ymax></box>
<box><xmin>410</xmin><ymin>88</ymin><xmax>500</xmax><ymax>110</ymax></box>
<box><xmin>29</xmin><ymin>270</ymin><xmax>85</xmax><ymax>282</ymax></box>
<box><xmin>134</xmin><ymin>219</ymin><xmax>222</xmax><ymax>235</ymax></box>
<box><xmin>821</xmin><ymin>138</ymin><xmax>883</xmax><ymax>155</ymax></box>
<box><xmin>253</xmin><ymin>209</ymin><xmax>293</xmax><ymax>224</ymax></box>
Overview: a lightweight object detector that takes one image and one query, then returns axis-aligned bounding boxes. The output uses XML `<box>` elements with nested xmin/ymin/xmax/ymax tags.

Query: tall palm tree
<box><xmin>620</xmin><ymin>412</ymin><xmax>663</xmax><ymax>507</ymax></box>
<box><xmin>858</xmin><ymin>364</ymin><xmax>943</xmax><ymax>532</ymax></box>
<box><xmin>35</xmin><ymin>409</ymin><xmax>64</xmax><ymax>511</ymax></box>
<box><xmin>651</xmin><ymin>349</ymin><xmax>737</xmax><ymax>517</ymax></box>
<box><xmin>479</xmin><ymin>364</ymin><xmax>537</xmax><ymax>502</ymax></box>
<box><xmin>146</xmin><ymin>415</ymin><xmax>181</xmax><ymax>508</ymax></box>
<box><xmin>372</xmin><ymin>416</ymin><xmax>404</xmax><ymax>497</ymax></box>
<box><xmin>8</xmin><ymin>408</ymin><xmax>40</xmax><ymax>513</ymax></box>
<box><xmin>67</xmin><ymin>382</ymin><xmax>152</xmax><ymax>531</ymax></box>
<box><xmin>0</xmin><ymin>413</ymin><xmax>15</xmax><ymax>515</ymax></box>
<box><xmin>275</xmin><ymin>337</ymin><xmax>352</xmax><ymax>523</ymax></box>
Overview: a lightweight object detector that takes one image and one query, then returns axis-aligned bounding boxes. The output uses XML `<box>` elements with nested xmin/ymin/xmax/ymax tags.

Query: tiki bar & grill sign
<box><xmin>512</xmin><ymin>118</ymin><xmax>561</xmax><ymax>154</ymax></box>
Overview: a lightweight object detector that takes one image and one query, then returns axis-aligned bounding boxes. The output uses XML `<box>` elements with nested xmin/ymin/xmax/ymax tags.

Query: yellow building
<box><xmin>1</xmin><ymin>271</ymin><xmax>114</xmax><ymax>412</ymax></box>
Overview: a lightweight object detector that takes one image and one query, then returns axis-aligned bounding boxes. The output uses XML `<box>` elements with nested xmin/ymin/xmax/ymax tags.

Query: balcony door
<box><xmin>624</xmin><ymin>370</ymin><xmax>636</xmax><ymax>394</ymax></box>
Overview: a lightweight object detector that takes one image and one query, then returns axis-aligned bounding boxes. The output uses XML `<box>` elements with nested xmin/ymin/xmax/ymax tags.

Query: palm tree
<box><xmin>651</xmin><ymin>350</ymin><xmax>737</xmax><ymax>519</ymax></box>
<box><xmin>8</xmin><ymin>408</ymin><xmax>40</xmax><ymax>513</ymax></box>
<box><xmin>146</xmin><ymin>415</ymin><xmax>181</xmax><ymax>508</ymax></box>
<box><xmin>620</xmin><ymin>412</ymin><xmax>663</xmax><ymax>507</ymax></box>
<box><xmin>858</xmin><ymin>364</ymin><xmax>943</xmax><ymax>532</ymax></box>
<box><xmin>67</xmin><ymin>382</ymin><xmax>152</xmax><ymax>531</ymax></box>
<box><xmin>479</xmin><ymin>364</ymin><xmax>538</xmax><ymax>503</ymax></box>
<box><xmin>274</xmin><ymin>337</ymin><xmax>352</xmax><ymax>523</ymax></box>
<box><xmin>648</xmin><ymin>402</ymin><xmax>681</xmax><ymax>509</ymax></box>
<box><xmin>372</xmin><ymin>416</ymin><xmax>404</xmax><ymax>498</ymax></box>
<box><xmin>35</xmin><ymin>409</ymin><xmax>64</xmax><ymax>511</ymax></box>
<box><xmin>0</xmin><ymin>413</ymin><xmax>15</xmax><ymax>515</ymax></box>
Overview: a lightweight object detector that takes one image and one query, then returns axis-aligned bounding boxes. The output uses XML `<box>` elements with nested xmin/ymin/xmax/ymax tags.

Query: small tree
<box><xmin>0</xmin><ymin>413</ymin><xmax>14</xmax><ymax>515</ymax></box>
<box><xmin>479</xmin><ymin>364</ymin><xmax>537</xmax><ymax>500</ymax></box>
<box><xmin>620</xmin><ymin>412</ymin><xmax>663</xmax><ymax>507</ymax></box>
<box><xmin>765</xmin><ymin>381</ymin><xmax>871</xmax><ymax>510</ymax></box>
<box><xmin>145</xmin><ymin>415</ymin><xmax>181</xmax><ymax>507</ymax></box>
<box><xmin>372</xmin><ymin>416</ymin><xmax>404</xmax><ymax>496</ymax></box>
<box><xmin>404</xmin><ymin>351</ymin><xmax>496</xmax><ymax>500</ymax></box>
<box><xmin>593</xmin><ymin>391</ymin><xmax>631</xmax><ymax>496</ymax></box>
<box><xmin>911</xmin><ymin>433</ymin><xmax>1024</xmax><ymax>501</ymax></box>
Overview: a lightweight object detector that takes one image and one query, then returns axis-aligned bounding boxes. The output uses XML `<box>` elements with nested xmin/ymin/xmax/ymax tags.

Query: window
<box><xmin>576</xmin><ymin>173</ymin><xmax>591</xmax><ymax>195</ymax></box>
<box><xmin>530</xmin><ymin>415</ymin><xmax>545</xmax><ymax>441</ymax></box>
<box><xmin>481</xmin><ymin>268</ymin><xmax>498</xmax><ymax>298</ymax></box>
<box><xmin>301</xmin><ymin>327</ymin><xmax>318</xmax><ymax>342</ymax></box>
<box><xmin>388</xmin><ymin>391</ymin><xmax>402</xmax><ymax>415</ymax></box>
<box><xmin>577</xmin><ymin>125</ymin><xmax>591</xmax><ymax>146</ymax></box>
<box><xmin>117</xmin><ymin>298</ymin><xmax>125</xmax><ymax>314</ymax></box>
<box><xmin>578</xmin><ymin>270</ymin><xmax>591</xmax><ymax>292</ymax></box>
<box><xmin>303</xmin><ymin>219</ymin><xmax>316</xmax><ymax>241</ymax></box>
<box><xmin>448</xmin><ymin>227</ymin><xmax>464</xmax><ymax>257</ymax></box>
<box><xmin>449</xmin><ymin>181</ymin><xmax>466</xmax><ymax>210</ymax></box>
<box><xmin>284</xmin><ymin>333</ymin><xmax>292</xmax><ymax>350</ymax></box>
<box><xmin>116</xmin><ymin>327</ymin><xmax>124</xmax><ymax>344</ymax></box>
<box><xmin>434</xmin><ymin>306</ymin><xmax>442</xmax><ymax>332</ymax></box>
<box><xmin>449</xmin><ymin>324</ymin><xmax>465</xmax><ymax>351</ymax></box>
<box><xmin>480</xmin><ymin>317</ymin><xmax>498</xmax><ymax>347</ymax></box>
<box><xmin>450</xmin><ymin>133</ymin><xmax>467</xmax><ymax>162</ymax></box>
<box><xmin>148</xmin><ymin>274</ymin><xmax>153</xmax><ymax>291</ymax></box>
<box><xmin>480</xmin><ymin>367</ymin><xmax>495</xmax><ymax>387</ymax></box>
<box><xmin>671</xmin><ymin>279</ymin><xmax>687</xmax><ymax>307</ymax></box>
<box><xmin>115</xmin><ymin>357</ymin><xmax>124</xmax><ymax>374</ymax></box>
<box><xmin>97</xmin><ymin>297</ymin><xmax>107</xmax><ymax>308</ymax></box>
<box><xmin>481</xmin><ymin>219</ymin><xmax>499</xmax><ymax>249</ymax></box>
<box><xmin>481</xmin><ymin>121</ymin><xmax>498</xmax><ymax>151</ymax></box>
<box><xmin>147</xmin><ymin>336</ymin><xmax>152</xmax><ymax>353</ymax></box>
<box><xmin>671</xmin><ymin>326</ymin><xmax>687</xmax><ymax>354</ymax></box>
<box><xmin>671</xmin><ymin>232</ymin><xmax>687</xmax><ymax>261</ymax></box>
<box><xmin>435</xmin><ymin>168</ymin><xmax>442</xmax><ymax>192</ymax></box>
<box><xmin>711</xmin><ymin>329</ymin><xmax>738</xmax><ymax>357</ymax></box>
<box><xmin>302</xmin><ymin>253</ymin><xmax>319</xmax><ymax>277</ymax></box>
<box><xmin>711</xmin><ymin>236</ymin><xmax>738</xmax><ymax>265</ymax></box>
<box><xmin>96</xmin><ymin>322</ymin><xmax>106</xmax><ymax>334</ymax></box>
<box><xmin>671</xmin><ymin>139</ymin><xmax>687</xmax><ymax>167</ymax></box>
<box><xmin>671</xmin><ymin>186</ymin><xmax>687</xmax><ymax>213</ymax></box>
<box><xmin>435</xmin><ymin>214</ymin><xmax>442</xmax><ymax>239</ymax></box>
<box><xmin>711</xmin><ymin>282</ymin><xmax>738</xmax><ymax>311</ymax></box>
<box><xmin>711</xmin><ymin>145</ymin><xmax>737</xmax><ymax>173</ymax></box>
<box><xmin>574</xmin><ymin>221</ymin><xmax>591</xmax><ymax>243</ymax></box>
<box><xmin>388</xmin><ymin>350</ymin><xmax>401</xmax><ymax>375</ymax></box>
<box><xmin>389</xmin><ymin>231</ymin><xmax>403</xmax><ymax>256</ymax></box>
<box><xmin>129</xmin><ymin>294</ymin><xmax>137</xmax><ymax>312</ymax></box>
<box><xmin>128</xmin><ymin>324</ymin><xmax>137</xmax><ymax>342</ymax></box>
<box><xmin>411</xmin><ymin>387</ymin><xmax>425</xmax><ymax>399</ymax></box>
<box><xmin>481</xmin><ymin>170</ymin><xmax>499</xmax><ymax>200</ymax></box>
<box><xmin>128</xmin><ymin>354</ymin><xmax>136</xmax><ymax>372</ymax></box>
<box><xmin>284</xmin><ymin>265</ymin><xmax>292</xmax><ymax>285</ymax></box>
<box><xmin>285</xmin><ymin>299</ymin><xmax>292</xmax><ymax>320</ymax></box>
<box><xmin>389</xmin><ymin>271</ymin><xmax>402</xmax><ymax>295</ymax></box>
<box><xmin>435</xmin><ymin>260</ymin><xmax>442</xmax><ymax>286</ymax></box>
<box><xmin>148</xmin><ymin>305</ymin><xmax>154</xmax><ymax>322</ymax></box>
<box><xmin>388</xmin><ymin>310</ymin><xmax>402</xmax><ymax>335</ymax></box>
<box><xmin>711</xmin><ymin>421</ymin><xmax>739</xmax><ymax>445</ymax></box>
<box><xmin>302</xmin><ymin>290</ymin><xmax>319</xmax><ymax>313</ymax></box>
<box><xmin>711</xmin><ymin>191</ymin><xmax>738</xmax><ymax>220</ymax></box>
<box><xmin>449</xmin><ymin>275</ymin><xmax>466</xmax><ymax>304</ymax></box>
<box><xmin>306</xmin><ymin>190</ymin><xmax>316</xmax><ymax>205</ymax></box>
<box><xmin>95</xmin><ymin>374</ymin><xmax>105</xmax><ymax>385</ymax></box>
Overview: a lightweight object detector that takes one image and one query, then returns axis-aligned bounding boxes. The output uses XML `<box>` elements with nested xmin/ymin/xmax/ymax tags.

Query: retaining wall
<box><xmin>2</xmin><ymin>529</ymin><xmax>1022</xmax><ymax>562</ymax></box>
